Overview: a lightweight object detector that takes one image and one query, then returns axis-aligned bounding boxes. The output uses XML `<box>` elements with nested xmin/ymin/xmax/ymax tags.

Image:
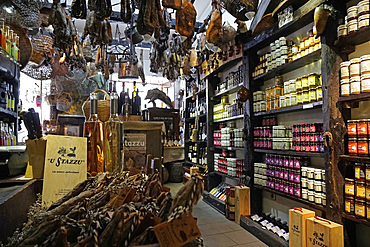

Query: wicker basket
<box><xmin>82</xmin><ymin>89</ymin><xmax>110</xmax><ymax>122</ymax></box>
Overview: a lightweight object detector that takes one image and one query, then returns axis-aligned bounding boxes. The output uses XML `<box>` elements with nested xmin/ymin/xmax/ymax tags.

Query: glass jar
<box><xmin>348</xmin><ymin>19</ymin><xmax>359</xmax><ymax>34</ymax></box>
<box><xmin>291</xmin><ymin>93</ymin><xmax>297</xmax><ymax>106</ymax></box>
<box><xmin>302</xmin><ymin>90</ymin><xmax>309</xmax><ymax>103</ymax></box>
<box><xmin>366</xmin><ymin>183</ymin><xmax>370</xmax><ymax>201</ymax></box>
<box><xmin>355</xmin><ymin>199</ymin><xmax>366</xmax><ymax>218</ymax></box>
<box><xmin>345</xmin><ymin>178</ymin><xmax>355</xmax><ymax>196</ymax></box>
<box><xmin>361</xmin><ymin>74</ymin><xmax>370</xmax><ymax>92</ymax></box>
<box><xmin>350</xmin><ymin>76</ymin><xmax>361</xmax><ymax>94</ymax></box>
<box><xmin>340</xmin><ymin>61</ymin><xmax>351</xmax><ymax>79</ymax></box>
<box><xmin>316</xmin><ymin>86</ymin><xmax>322</xmax><ymax>101</ymax></box>
<box><xmin>348</xmin><ymin>6</ymin><xmax>358</xmax><ymax>21</ymax></box>
<box><xmin>347</xmin><ymin>120</ymin><xmax>358</xmax><ymax>137</ymax></box>
<box><xmin>350</xmin><ymin>58</ymin><xmax>361</xmax><ymax>77</ymax></box>
<box><xmin>308</xmin><ymin>190</ymin><xmax>315</xmax><ymax>202</ymax></box>
<box><xmin>296</xmin><ymin>77</ymin><xmax>302</xmax><ymax>90</ymax></box>
<box><xmin>348</xmin><ymin>138</ymin><xmax>358</xmax><ymax>155</ymax></box>
<box><xmin>308</xmin><ymin>74</ymin><xmax>319</xmax><ymax>87</ymax></box>
<box><xmin>314</xmin><ymin>180</ymin><xmax>322</xmax><ymax>192</ymax></box>
<box><xmin>341</xmin><ymin>78</ymin><xmax>350</xmax><ymax>96</ymax></box>
<box><xmin>309</xmin><ymin>88</ymin><xmax>317</xmax><ymax>102</ymax></box>
<box><xmin>337</xmin><ymin>24</ymin><xmax>348</xmax><ymax>38</ymax></box>
<box><xmin>358</xmin><ymin>119</ymin><xmax>368</xmax><ymax>137</ymax></box>
<box><xmin>360</xmin><ymin>55</ymin><xmax>370</xmax><ymax>75</ymax></box>
<box><xmin>358</xmin><ymin>138</ymin><xmax>369</xmax><ymax>156</ymax></box>
<box><xmin>301</xmin><ymin>76</ymin><xmax>309</xmax><ymax>89</ymax></box>
<box><xmin>355</xmin><ymin>163</ymin><xmax>366</xmax><ymax>181</ymax></box>
<box><xmin>297</xmin><ymin>91</ymin><xmax>303</xmax><ymax>104</ymax></box>
<box><xmin>359</xmin><ymin>14</ymin><xmax>370</xmax><ymax>29</ymax></box>
<box><xmin>358</xmin><ymin>0</ymin><xmax>370</xmax><ymax>16</ymax></box>
<box><xmin>356</xmin><ymin>181</ymin><xmax>366</xmax><ymax>199</ymax></box>
<box><xmin>366</xmin><ymin>163</ymin><xmax>370</xmax><ymax>182</ymax></box>
<box><xmin>345</xmin><ymin>196</ymin><xmax>355</xmax><ymax>215</ymax></box>
<box><xmin>315</xmin><ymin>192</ymin><xmax>322</xmax><ymax>204</ymax></box>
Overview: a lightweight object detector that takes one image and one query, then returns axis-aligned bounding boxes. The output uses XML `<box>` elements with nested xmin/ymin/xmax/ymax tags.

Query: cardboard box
<box><xmin>235</xmin><ymin>186</ymin><xmax>250</xmax><ymax>224</ymax></box>
<box><xmin>306</xmin><ymin>216</ymin><xmax>344</xmax><ymax>247</ymax></box>
<box><xmin>289</xmin><ymin>207</ymin><xmax>315</xmax><ymax>247</ymax></box>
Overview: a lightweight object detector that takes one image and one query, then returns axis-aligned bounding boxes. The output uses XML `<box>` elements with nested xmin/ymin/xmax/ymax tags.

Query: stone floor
<box><xmin>166</xmin><ymin>183</ymin><xmax>268</xmax><ymax>247</ymax></box>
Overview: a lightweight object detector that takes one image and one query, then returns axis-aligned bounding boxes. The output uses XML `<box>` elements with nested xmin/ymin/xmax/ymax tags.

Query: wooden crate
<box><xmin>289</xmin><ymin>207</ymin><xmax>315</xmax><ymax>247</ymax></box>
<box><xmin>235</xmin><ymin>186</ymin><xmax>250</xmax><ymax>224</ymax></box>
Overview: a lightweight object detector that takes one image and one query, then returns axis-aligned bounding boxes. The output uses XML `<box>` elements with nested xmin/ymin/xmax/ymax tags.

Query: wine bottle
<box><xmin>135</xmin><ymin>88</ymin><xmax>141</xmax><ymax>115</ymax></box>
<box><xmin>132</xmin><ymin>81</ymin><xmax>138</xmax><ymax>115</ymax></box>
<box><xmin>119</xmin><ymin>82</ymin><xmax>125</xmax><ymax>115</ymax></box>
<box><xmin>84</xmin><ymin>92</ymin><xmax>104</xmax><ymax>176</ymax></box>
<box><xmin>122</xmin><ymin>88</ymin><xmax>131</xmax><ymax>118</ymax></box>
<box><xmin>104</xmin><ymin>93</ymin><xmax>122</xmax><ymax>174</ymax></box>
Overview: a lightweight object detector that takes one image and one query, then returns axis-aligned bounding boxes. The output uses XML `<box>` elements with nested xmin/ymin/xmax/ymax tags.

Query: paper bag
<box><xmin>235</xmin><ymin>186</ymin><xmax>250</xmax><ymax>224</ymax></box>
<box><xmin>42</xmin><ymin>135</ymin><xmax>87</xmax><ymax>207</ymax></box>
<box><xmin>306</xmin><ymin>216</ymin><xmax>344</xmax><ymax>247</ymax></box>
<box><xmin>25</xmin><ymin>138</ymin><xmax>47</xmax><ymax>178</ymax></box>
<box><xmin>289</xmin><ymin>207</ymin><xmax>315</xmax><ymax>247</ymax></box>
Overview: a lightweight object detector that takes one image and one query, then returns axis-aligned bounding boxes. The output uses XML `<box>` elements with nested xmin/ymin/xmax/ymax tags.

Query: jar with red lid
<box><xmin>348</xmin><ymin>138</ymin><xmax>358</xmax><ymax>155</ymax></box>
<box><xmin>357</xmin><ymin>119</ymin><xmax>368</xmax><ymax>137</ymax></box>
<box><xmin>348</xmin><ymin>120</ymin><xmax>358</xmax><ymax>137</ymax></box>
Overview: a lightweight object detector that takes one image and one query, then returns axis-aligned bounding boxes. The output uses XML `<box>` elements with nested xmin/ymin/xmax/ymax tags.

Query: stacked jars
<box><xmin>341</xmin><ymin>54</ymin><xmax>370</xmax><ymax>96</ymax></box>
<box><xmin>347</xmin><ymin>119</ymin><xmax>370</xmax><ymax>156</ymax></box>
<box><xmin>236</xmin><ymin>160</ymin><xmax>244</xmax><ymax>178</ymax></box>
<box><xmin>220</xmin><ymin>127</ymin><xmax>244</xmax><ymax>148</ymax></box>
<box><xmin>254</xmin><ymin>162</ymin><xmax>267</xmax><ymax>186</ymax></box>
<box><xmin>344</xmin><ymin>163</ymin><xmax>370</xmax><ymax>220</ymax></box>
<box><xmin>253</xmin><ymin>117</ymin><xmax>277</xmax><ymax>149</ymax></box>
<box><xmin>292</xmin><ymin>123</ymin><xmax>325</xmax><ymax>153</ymax></box>
<box><xmin>215</xmin><ymin>152</ymin><xmax>244</xmax><ymax>178</ymax></box>
<box><xmin>337</xmin><ymin>1</ymin><xmax>369</xmax><ymax>39</ymax></box>
<box><xmin>265</xmin><ymin>85</ymin><xmax>283</xmax><ymax>111</ymax></box>
<box><xmin>302</xmin><ymin>167</ymin><xmax>326</xmax><ymax>206</ymax></box>
<box><xmin>264</xmin><ymin>154</ymin><xmax>310</xmax><ymax>198</ymax></box>
<box><xmin>252</xmin><ymin>53</ymin><xmax>268</xmax><ymax>77</ymax></box>
<box><xmin>253</xmin><ymin>90</ymin><xmax>266</xmax><ymax>113</ymax></box>
<box><xmin>218</xmin><ymin>65</ymin><xmax>244</xmax><ymax>93</ymax></box>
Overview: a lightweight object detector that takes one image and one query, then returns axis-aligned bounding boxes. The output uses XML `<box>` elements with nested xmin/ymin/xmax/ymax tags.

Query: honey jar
<box><xmin>349</xmin><ymin>138</ymin><xmax>358</xmax><ymax>155</ymax></box>
<box><xmin>355</xmin><ymin>199</ymin><xmax>366</xmax><ymax>218</ymax></box>
<box><xmin>356</xmin><ymin>181</ymin><xmax>366</xmax><ymax>199</ymax></box>
<box><xmin>355</xmin><ymin>163</ymin><xmax>366</xmax><ymax>181</ymax></box>
<box><xmin>358</xmin><ymin>0</ymin><xmax>370</xmax><ymax>16</ymax></box>
<box><xmin>350</xmin><ymin>58</ymin><xmax>361</xmax><ymax>77</ymax></box>
<box><xmin>340</xmin><ymin>61</ymin><xmax>350</xmax><ymax>79</ymax></box>
<box><xmin>297</xmin><ymin>92</ymin><xmax>303</xmax><ymax>104</ymax></box>
<box><xmin>350</xmin><ymin>76</ymin><xmax>361</xmax><ymax>94</ymax></box>
<box><xmin>309</xmin><ymin>88</ymin><xmax>317</xmax><ymax>102</ymax></box>
<box><xmin>301</xmin><ymin>76</ymin><xmax>309</xmax><ymax>89</ymax></box>
<box><xmin>361</xmin><ymin>55</ymin><xmax>370</xmax><ymax>75</ymax></box>
<box><xmin>348</xmin><ymin>20</ymin><xmax>359</xmax><ymax>34</ymax></box>
<box><xmin>358</xmin><ymin>14</ymin><xmax>369</xmax><ymax>28</ymax></box>
<box><xmin>302</xmin><ymin>90</ymin><xmax>309</xmax><ymax>103</ymax></box>
<box><xmin>316</xmin><ymin>86</ymin><xmax>322</xmax><ymax>100</ymax></box>
<box><xmin>341</xmin><ymin>79</ymin><xmax>350</xmax><ymax>96</ymax></box>
<box><xmin>348</xmin><ymin>6</ymin><xmax>358</xmax><ymax>21</ymax></box>
<box><xmin>361</xmin><ymin>74</ymin><xmax>370</xmax><ymax>92</ymax></box>
<box><xmin>337</xmin><ymin>24</ymin><xmax>348</xmax><ymax>38</ymax></box>
<box><xmin>345</xmin><ymin>178</ymin><xmax>355</xmax><ymax>196</ymax></box>
<box><xmin>345</xmin><ymin>196</ymin><xmax>355</xmax><ymax>214</ymax></box>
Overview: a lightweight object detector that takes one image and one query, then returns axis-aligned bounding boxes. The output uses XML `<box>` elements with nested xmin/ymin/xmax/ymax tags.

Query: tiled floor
<box><xmin>166</xmin><ymin>183</ymin><xmax>268</xmax><ymax>247</ymax></box>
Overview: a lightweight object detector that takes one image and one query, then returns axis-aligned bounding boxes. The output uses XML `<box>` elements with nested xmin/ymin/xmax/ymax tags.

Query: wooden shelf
<box><xmin>214</xmin><ymin>146</ymin><xmax>245</xmax><ymax>151</ymax></box>
<box><xmin>0</xmin><ymin>50</ymin><xmax>20</xmax><ymax>83</ymax></box>
<box><xmin>335</xmin><ymin>25</ymin><xmax>370</xmax><ymax>52</ymax></box>
<box><xmin>240</xmin><ymin>216</ymin><xmax>289</xmax><ymax>247</ymax></box>
<box><xmin>0</xmin><ymin>108</ymin><xmax>17</xmax><ymax>119</ymax></box>
<box><xmin>254</xmin><ymin>148</ymin><xmax>326</xmax><ymax>157</ymax></box>
<box><xmin>214</xmin><ymin>171</ymin><xmax>240</xmax><ymax>181</ymax></box>
<box><xmin>339</xmin><ymin>155</ymin><xmax>370</xmax><ymax>163</ymax></box>
<box><xmin>213</xmin><ymin>114</ymin><xmax>244</xmax><ymax>123</ymax></box>
<box><xmin>342</xmin><ymin>213</ymin><xmax>370</xmax><ymax>227</ymax></box>
<box><xmin>213</xmin><ymin>83</ymin><xmax>244</xmax><ymax>98</ymax></box>
<box><xmin>255</xmin><ymin>185</ymin><xmax>326</xmax><ymax>211</ymax></box>
<box><xmin>243</xmin><ymin>0</ymin><xmax>320</xmax><ymax>52</ymax></box>
<box><xmin>202</xmin><ymin>190</ymin><xmax>226</xmax><ymax>215</ymax></box>
<box><xmin>253</xmin><ymin>50</ymin><xmax>322</xmax><ymax>83</ymax></box>
<box><xmin>200</xmin><ymin>56</ymin><xmax>243</xmax><ymax>80</ymax></box>
<box><xmin>254</xmin><ymin>101</ymin><xmax>323</xmax><ymax>117</ymax></box>
<box><xmin>338</xmin><ymin>92</ymin><xmax>370</xmax><ymax>102</ymax></box>
<box><xmin>185</xmin><ymin>140</ymin><xmax>207</xmax><ymax>144</ymax></box>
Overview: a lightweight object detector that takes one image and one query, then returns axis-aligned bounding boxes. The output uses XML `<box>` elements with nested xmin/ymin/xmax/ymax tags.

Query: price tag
<box><xmin>282</xmin><ymin>232</ymin><xmax>289</xmax><ymax>241</ymax></box>
<box><xmin>251</xmin><ymin>214</ymin><xmax>260</xmax><ymax>221</ymax></box>
<box><xmin>303</xmin><ymin>103</ymin><xmax>314</xmax><ymax>109</ymax></box>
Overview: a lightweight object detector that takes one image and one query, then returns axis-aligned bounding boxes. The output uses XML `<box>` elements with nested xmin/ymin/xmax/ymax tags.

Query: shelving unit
<box><xmin>334</xmin><ymin>25</ymin><xmax>370</xmax><ymax>51</ymax></box>
<box><xmin>254</xmin><ymin>149</ymin><xmax>326</xmax><ymax>157</ymax></box>
<box><xmin>338</xmin><ymin>93</ymin><xmax>370</xmax><ymax>102</ymax></box>
<box><xmin>213</xmin><ymin>114</ymin><xmax>244</xmax><ymax>123</ymax></box>
<box><xmin>342</xmin><ymin>214</ymin><xmax>370</xmax><ymax>227</ymax></box>
<box><xmin>254</xmin><ymin>101</ymin><xmax>323</xmax><ymax>117</ymax></box>
<box><xmin>255</xmin><ymin>185</ymin><xmax>326</xmax><ymax>212</ymax></box>
<box><xmin>200</xmin><ymin>57</ymin><xmax>243</xmax><ymax>80</ymax></box>
<box><xmin>339</xmin><ymin>155</ymin><xmax>370</xmax><ymax>163</ymax></box>
<box><xmin>213</xmin><ymin>83</ymin><xmax>244</xmax><ymax>98</ymax></box>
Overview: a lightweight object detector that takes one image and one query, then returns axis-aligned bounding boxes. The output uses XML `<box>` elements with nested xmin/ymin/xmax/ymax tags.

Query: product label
<box><xmin>345</xmin><ymin>184</ymin><xmax>355</xmax><ymax>195</ymax></box>
<box><xmin>357</xmin><ymin>186</ymin><xmax>366</xmax><ymax>197</ymax></box>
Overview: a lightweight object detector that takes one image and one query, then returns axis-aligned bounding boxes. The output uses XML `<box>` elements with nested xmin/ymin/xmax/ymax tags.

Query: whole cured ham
<box><xmin>206</xmin><ymin>5</ymin><xmax>222</xmax><ymax>45</ymax></box>
<box><xmin>175</xmin><ymin>0</ymin><xmax>197</xmax><ymax>37</ymax></box>
<box><xmin>71</xmin><ymin>0</ymin><xmax>87</xmax><ymax>19</ymax></box>
<box><xmin>120</xmin><ymin>0</ymin><xmax>132</xmax><ymax>23</ymax></box>
<box><xmin>137</xmin><ymin>0</ymin><xmax>165</xmax><ymax>36</ymax></box>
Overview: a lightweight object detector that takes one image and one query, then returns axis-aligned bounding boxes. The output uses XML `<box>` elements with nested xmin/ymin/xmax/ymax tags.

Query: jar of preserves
<box><xmin>345</xmin><ymin>196</ymin><xmax>355</xmax><ymax>214</ymax></box>
<box><xmin>308</xmin><ymin>74</ymin><xmax>319</xmax><ymax>87</ymax></box>
<box><xmin>366</xmin><ymin>163</ymin><xmax>370</xmax><ymax>182</ymax></box>
<box><xmin>348</xmin><ymin>20</ymin><xmax>359</xmax><ymax>34</ymax></box>
<box><xmin>309</xmin><ymin>88</ymin><xmax>317</xmax><ymax>102</ymax></box>
<box><xmin>337</xmin><ymin>24</ymin><xmax>348</xmax><ymax>38</ymax></box>
<box><xmin>308</xmin><ymin>190</ymin><xmax>315</xmax><ymax>202</ymax></box>
<box><xmin>340</xmin><ymin>61</ymin><xmax>351</xmax><ymax>79</ymax></box>
<box><xmin>296</xmin><ymin>77</ymin><xmax>302</xmax><ymax>90</ymax></box>
<box><xmin>345</xmin><ymin>178</ymin><xmax>355</xmax><ymax>196</ymax></box>
<box><xmin>350</xmin><ymin>76</ymin><xmax>361</xmax><ymax>94</ymax></box>
<box><xmin>301</xmin><ymin>76</ymin><xmax>309</xmax><ymax>89</ymax></box>
<box><xmin>361</xmin><ymin>74</ymin><xmax>370</xmax><ymax>92</ymax></box>
<box><xmin>315</xmin><ymin>192</ymin><xmax>322</xmax><ymax>204</ymax></box>
<box><xmin>347</xmin><ymin>120</ymin><xmax>358</xmax><ymax>137</ymax></box>
<box><xmin>348</xmin><ymin>6</ymin><xmax>358</xmax><ymax>21</ymax></box>
<box><xmin>357</xmin><ymin>120</ymin><xmax>368</xmax><ymax>137</ymax></box>
<box><xmin>297</xmin><ymin>91</ymin><xmax>303</xmax><ymax>104</ymax></box>
<box><xmin>341</xmin><ymin>79</ymin><xmax>350</xmax><ymax>96</ymax></box>
<box><xmin>358</xmin><ymin>0</ymin><xmax>370</xmax><ymax>16</ymax></box>
<box><xmin>302</xmin><ymin>90</ymin><xmax>309</xmax><ymax>103</ymax></box>
<box><xmin>314</xmin><ymin>180</ymin><xmax>322</xmax><ymax>192</ymax></box>
<box><xmin>355</xmin><ymin>199</ymin><xmax>366</xmax><ymax>218</ymax></box>
<box><xmin>350</xmin><ymin>58</ymin><xmax>361</xmax><ymax>77</ymax></box>
<box><xmin>367</xmin><ymin>202</ymin><xmax>370</xmax><ymax>219</ymax></box>
<box><xmin>316</xmin><ymin>86</ymin><xmax>322</xmax><ymax>101</ymax></box>
<box><xmin>358</xmin><ymin>14</ymin><xmax>369</xmax><ymax>29</ymax></box>
<box><xmin>355</xmin><ymin>163</ymin><xmax>366</xmax><ymax>181</ymax></box>
<box><xmin>349</xmin><ymin>138</ymin><xmax>358</xmax><ymax>155</ymax></box>
<box><xmin>366</xmin><ymin>183</ymin><xmax>370</xmax><ymax>201</ymax></box>
<box><xmin>356</xmin><ymin>181</ymin><xmax>366</xmax><ymax>199</ymax></box>
<box><xmin>323</xmin><ymin>193</ymin><xmax>327</xmax><ymax>206</ymax></box>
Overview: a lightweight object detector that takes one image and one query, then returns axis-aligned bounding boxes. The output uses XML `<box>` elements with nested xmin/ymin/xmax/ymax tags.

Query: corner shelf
<box><xmin>338</xmin><ymin>92</ymin><xmax>370</xmax><ymax>102</ymax></box>
<box><xmin>213</xmin><ymin>114</ymin><xmax>244</xmax><ymax>123</ymax></box>
<box><xmin>339</xmin><ymin>155</ymin><xmax>370</xmax><ymax>163</ymax></box>
<box><xmin>342</xmin><ymin>213</ymin><xmax>370</xmax><ymax>227</ymax></box>
<box><xmin>213</xmin><ymin>83</ymin><xmax>244</xmax><ymax>98</ymax></box>
<box><xmin>254</xmin><ymin>148</ymin><xmax>326</xmax><ymax>157</ymax></box>
<box><xmin>334</xmin><ymin>25</ymin><xmax>370</xmax><ymax>52</ymax></box>
<box><xmin>254</xmin><ymin>101</ymin><xmax>323</xmax><ymax>117</ymax></box>
<box><xmin>252</xmin><ymin>50</ymin><xmax>322</xmax><ymax>83</ymax></box>
<box><xmin>200</xmin><ymin>56</ymin><xmax>243</xmax><ymax>80</ymax></box>
<box><xmin>255</xmin><ymin>185</ymin><xmax>326</xmax><ymax>212</ymax></box>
